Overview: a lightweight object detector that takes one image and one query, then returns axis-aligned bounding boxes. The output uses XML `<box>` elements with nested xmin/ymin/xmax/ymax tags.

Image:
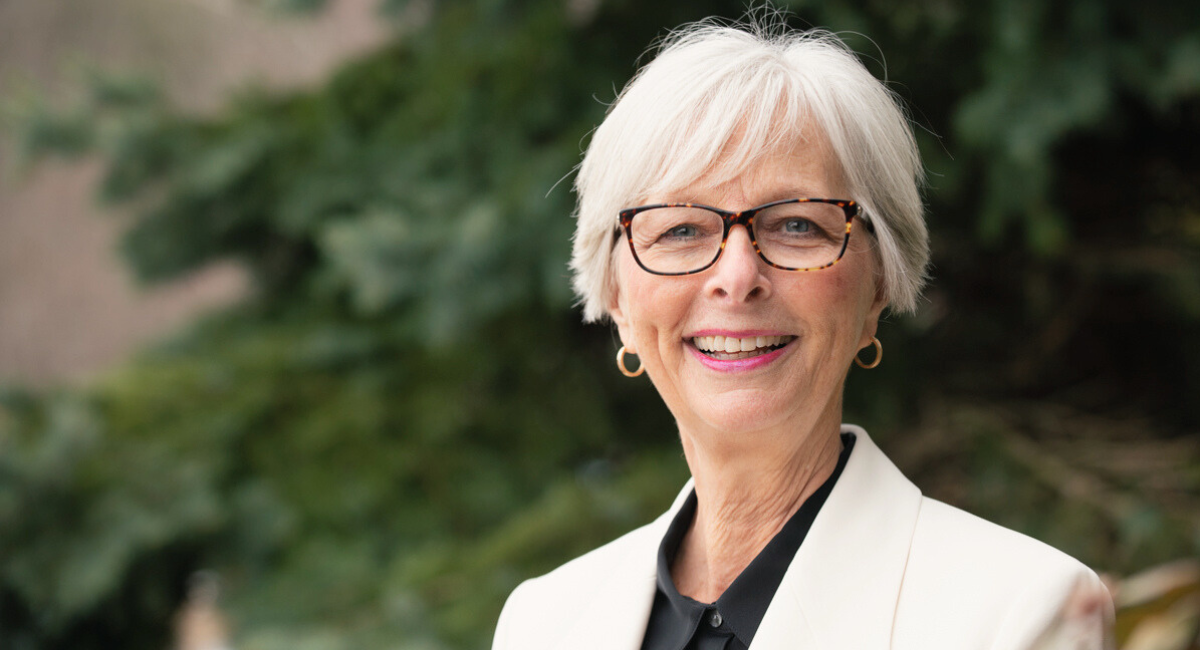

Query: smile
<box><xmin>691</xmin><ymin>334</ymin><xmax>796</xmax><ymax>360</ymax></box>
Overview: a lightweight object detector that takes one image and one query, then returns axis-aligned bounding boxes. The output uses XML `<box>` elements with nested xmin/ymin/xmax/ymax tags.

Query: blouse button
<box><xmin>708</xmin><ymin>610</ymin><xmax>723</xmax><ymax>627</ymax></box>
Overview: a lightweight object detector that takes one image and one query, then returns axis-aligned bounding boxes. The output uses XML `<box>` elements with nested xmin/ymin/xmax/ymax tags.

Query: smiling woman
<box><xmin>610</xmin><ymin>147</ymin><xmax>882</xmax><ymax>451</ymax></box>
<box><xmin>494</xmin><ymin>14</ymin><xmax>1113</xmax><ymax>650</ymax></box>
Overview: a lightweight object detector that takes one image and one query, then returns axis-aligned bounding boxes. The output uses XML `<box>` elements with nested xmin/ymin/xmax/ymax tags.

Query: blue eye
<box><xmin>784</xmin><ymin>219</ymin><xmax>812</xmax><ymax>233</ymax></box>
<box><xmin>666</xmin><ymin>224</ymin><xmax>699</xmax><ymax>238</ymax></box>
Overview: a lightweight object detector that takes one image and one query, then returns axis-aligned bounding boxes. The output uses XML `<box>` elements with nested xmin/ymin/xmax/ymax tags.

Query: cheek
<box><xmin>617</xmin><ymin>255</ymin><xmax>691</xmax><ymax>343</ymax></box>
<box><xmin>804</xmin><ymin>262</ymin><xmax>878</xmax><ymax>336</ymax></box>
<box><xmin>626</xmin><ymin>279</ymin><xmax>688</xmax><ymax>339</ymax></box>
<box><xmin>803</xmin><ymin>268</ymin><xmax>856</xmax><ymax>316</ymax></box>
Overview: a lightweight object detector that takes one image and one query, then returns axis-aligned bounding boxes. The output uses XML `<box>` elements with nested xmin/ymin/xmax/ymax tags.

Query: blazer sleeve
<box><xmin>994</xmin><ymin>567</ymin><xmax>1114</xmax><ymax>650</ymax></box>
<box><xmin>492</xmin><ymin>580</ymin><xmax>532</xmax><ymax>650</ymax></box>
<box><xmin>894</xmin><ymin>497</ymin><xmax>1115</xmax><ymax>650</ymax></box>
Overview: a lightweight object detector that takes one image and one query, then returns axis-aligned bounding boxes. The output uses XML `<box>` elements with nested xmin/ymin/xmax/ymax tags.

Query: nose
<box><xmin>705</xmin><ymin>224</ymin><xmax>771</xmax><ymax>303</ymax></box>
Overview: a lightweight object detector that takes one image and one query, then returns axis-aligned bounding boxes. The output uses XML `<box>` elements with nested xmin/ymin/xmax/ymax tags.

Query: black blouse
<box><xmin>638</xmin><ymin>433</ymin><xmax>856</xmax><ymax>650</ymax></box>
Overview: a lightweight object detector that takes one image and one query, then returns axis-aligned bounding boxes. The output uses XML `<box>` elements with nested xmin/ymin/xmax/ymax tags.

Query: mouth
<box><xmin>690</xmin><ymin>334</ymin><xmax>796</xmax><ymax>361</ymax></box>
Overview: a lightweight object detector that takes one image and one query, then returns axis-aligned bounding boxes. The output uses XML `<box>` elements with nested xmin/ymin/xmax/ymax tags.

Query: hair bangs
<box><xmin>632</xmin><ymin>61</ymin><xmax>815</xmax><ymax>205</ymax></box>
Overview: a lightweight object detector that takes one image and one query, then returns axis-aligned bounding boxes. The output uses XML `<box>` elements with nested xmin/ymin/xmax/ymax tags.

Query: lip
<box><xmin>685</xmin><ymin>331</ymin><xmax>795</xmax><ymax>373</ymax></box>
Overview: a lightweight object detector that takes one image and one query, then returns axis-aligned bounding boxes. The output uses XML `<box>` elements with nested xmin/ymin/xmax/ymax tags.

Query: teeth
<box><xmin>692</xmin><ymin>335</ymin><xmax>792</xmax><ymax>353</ymax></box>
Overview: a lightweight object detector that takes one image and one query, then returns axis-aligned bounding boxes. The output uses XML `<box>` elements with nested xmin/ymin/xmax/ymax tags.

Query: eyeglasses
<box><xmin>617</xmin><ymin>198</ymin><xmax>869</xmax><ymax>276</ymax></box>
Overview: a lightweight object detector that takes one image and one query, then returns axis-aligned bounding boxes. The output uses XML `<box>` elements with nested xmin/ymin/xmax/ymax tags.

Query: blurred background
<box><xmin>0</xmin><ymin>1</ymin><xmax>1197</xmax><ymax>649</ymax></box>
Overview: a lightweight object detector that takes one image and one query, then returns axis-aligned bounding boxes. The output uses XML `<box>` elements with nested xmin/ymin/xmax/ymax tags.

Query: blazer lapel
<box><xmin>552</xmin><ymin>481</ymin><xmax>697</xmax><ymax>650</ymax></box>
<box><xmin>752</xmin><ymin>426</ymin><xmax>923</xmax><ymax>649</ymax></box>
<box><xmin>549</xmin><ymin>427</ymin><xmax>921</xmax><ymax>650</ymax></box>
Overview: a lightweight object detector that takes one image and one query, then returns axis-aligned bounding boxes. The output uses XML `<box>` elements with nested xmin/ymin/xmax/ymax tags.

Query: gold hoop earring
<box><xmin>855</xmin><ymin>337</ymin><xmax>882</xmax><ymax>369</ymax></box>
<box><xmin>616</xmin><ymin>346</ymin><xmax>644</xmax><ymax>377</ymax></box>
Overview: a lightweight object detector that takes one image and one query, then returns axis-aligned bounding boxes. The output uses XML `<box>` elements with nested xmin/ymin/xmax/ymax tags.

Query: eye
<box><xmin>664</xmin><ymin>224</ymin><xmax>700</xmax><ymax>239</ymax></box>
<box><xmin>783</xmin><ymin>219</ymin><xmax>812</xmax><ymax>233</ymax></box>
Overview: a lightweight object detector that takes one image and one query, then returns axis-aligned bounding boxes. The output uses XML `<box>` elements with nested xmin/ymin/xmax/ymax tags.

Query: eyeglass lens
<box><xmin>628</xmin><ymin>202</ymin><xmax>848</xmax><ymax>274</ymax></box>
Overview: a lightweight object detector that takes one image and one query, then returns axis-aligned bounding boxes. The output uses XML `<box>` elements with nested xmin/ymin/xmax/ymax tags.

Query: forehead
<box><xmin>652</xmin><ymin>135</ymin><xmax>846</xmax><ymax>207</ymax></box>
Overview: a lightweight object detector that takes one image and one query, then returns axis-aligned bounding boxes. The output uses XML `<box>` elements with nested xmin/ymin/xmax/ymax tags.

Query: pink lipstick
<box><xmin>687</xmin><ymin>331</ymin><xmax>795</xmax><ymax>373</ymax></box>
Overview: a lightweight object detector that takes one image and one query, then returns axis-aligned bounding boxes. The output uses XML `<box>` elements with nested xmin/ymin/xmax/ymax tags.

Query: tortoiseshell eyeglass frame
<box><xmin>616</xmin><ymin>198</ymin><xmax>873</xmax><ymax>276</ymax></box>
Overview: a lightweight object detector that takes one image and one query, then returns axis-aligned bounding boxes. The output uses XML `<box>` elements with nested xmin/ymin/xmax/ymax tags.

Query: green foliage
<box><xmin>3</xmin><ymin>0</ymin><xmax>1199</xmax><ymax>648</ymax></box>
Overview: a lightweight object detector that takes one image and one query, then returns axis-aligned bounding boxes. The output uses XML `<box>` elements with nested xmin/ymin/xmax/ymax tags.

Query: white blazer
<box><xmin>493</xmin><ymin>425</ymin><xmax>1112</xmax><ymax>650</ymax></box>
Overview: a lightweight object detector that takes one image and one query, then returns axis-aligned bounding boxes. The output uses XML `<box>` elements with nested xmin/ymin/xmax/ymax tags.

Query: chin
<box><xmin>691</xmin><ymin>398</ymin><xmax>796</xmax><ymax>437</ymax></box>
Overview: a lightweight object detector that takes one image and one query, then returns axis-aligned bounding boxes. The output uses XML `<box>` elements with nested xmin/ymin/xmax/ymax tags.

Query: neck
<box><xmin>670</xmin><ymin>406</ymin><xmax>844</xmax><ymax>604</ymax></box>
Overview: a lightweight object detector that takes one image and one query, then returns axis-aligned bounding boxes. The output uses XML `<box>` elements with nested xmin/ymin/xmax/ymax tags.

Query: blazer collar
<box><xmin>551</xmin><ymin>481</ymin><xmax>694</xmax><ymax>650</ymax></box>
<box><xmin>552</xmin><ymin>425</ymin><xmax>922</xmax><ymax>650</ymax></box>
<box><xmin>753</xmin><ymin>425</ymin><xmax>923</xmax><ymax>649</ymax></box>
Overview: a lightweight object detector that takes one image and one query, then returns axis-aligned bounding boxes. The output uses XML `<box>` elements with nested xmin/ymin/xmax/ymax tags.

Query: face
<box><xmin>608</xmin><ymin>140</ymin><xmax>886</xmax><ymax>447</ymax></box>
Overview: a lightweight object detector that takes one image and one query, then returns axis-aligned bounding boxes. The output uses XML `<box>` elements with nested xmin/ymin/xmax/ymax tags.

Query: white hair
<box><xmin>569</xmin><ymin>18</ymin><xmax>929</xmax><ymax>322</ymax></box>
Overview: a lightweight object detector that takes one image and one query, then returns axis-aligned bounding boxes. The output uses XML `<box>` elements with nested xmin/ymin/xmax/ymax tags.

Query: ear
<box><xmin>607</xmin><ymin>280</ymin><xmax>636</xmax><ymax>354</ymax></box>
<box><xmin>858</xmin><ymin>281</ymin><xmax>888</xmax><ymax>350</ymax></box>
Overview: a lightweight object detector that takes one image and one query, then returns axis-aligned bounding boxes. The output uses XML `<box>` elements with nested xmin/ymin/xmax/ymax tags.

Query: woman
<box><xmin>494</xmin><ymin>17</ymin><xmax>1112</xmax><ymax>650</ymax></box>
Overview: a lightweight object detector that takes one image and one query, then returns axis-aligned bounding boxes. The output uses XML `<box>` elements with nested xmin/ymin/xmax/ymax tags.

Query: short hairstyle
<box><xmin>569</xmin><ymin>18</ymin><xmax>929</xmax><ymax>322</ymax></box>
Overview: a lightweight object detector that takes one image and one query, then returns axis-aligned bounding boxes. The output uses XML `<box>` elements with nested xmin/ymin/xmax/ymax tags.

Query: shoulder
<box><xmin>492</xmin><ymin>518</ymin><xmax>661</xmax><ymax>650</ymax></box>
<box><xmin>894</xmin><ymin>497</ymin><xmax>1112</xmax><ymax>648</ymax></box>
<box><xmin>910</xmin><ymin>497</ymin><xmax>1087</xmax><ymax>574</ymax></box>
<box><xmin>523</xmin><ymin>519</ymin><xmax>654</xmax><ymax>594</ymax></box>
